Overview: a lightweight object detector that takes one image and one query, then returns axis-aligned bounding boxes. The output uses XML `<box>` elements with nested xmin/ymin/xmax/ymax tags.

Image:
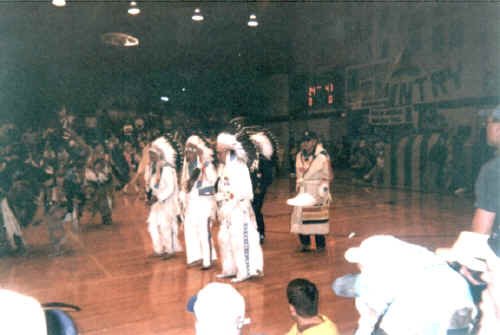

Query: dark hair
<box><xmin>287</xmin><ymin>278</ymin><xmax>319</xmax><ymax>317</ymax></box>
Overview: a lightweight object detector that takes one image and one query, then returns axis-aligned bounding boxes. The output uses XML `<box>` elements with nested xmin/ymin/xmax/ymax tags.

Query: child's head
<box><xmin>287</xmin><ymin>278</ymin><xmax>319</xmax><ymax>318</ymax></box>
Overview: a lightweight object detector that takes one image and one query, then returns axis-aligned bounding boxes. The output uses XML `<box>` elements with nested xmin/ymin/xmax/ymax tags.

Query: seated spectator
<box><xmin>187</xmin><ymin>282</ymin><xmax>250</xmax><ymax>335</ymax></box>
<box><xmin>334</xmin><ymin>235</ymin><xmax>476</xmax><ymax>335</ymax></box>
<box><xmin>286</xmin><ymin>278</ymin><xmax>339</xmax><ymax>335</ymax></box>
<box><xmin>479</xmin><ymin>254</ymin><xmax>500</xmax><ymax>334</ymax></box>
<box><xmin>436</xmin><ymin>231</ymin><xmax>500</xmax><ymax>334</ymax></box>
<box><xmin>350</xmin><ymin>140</ymin><xmax>373</xmax><ymax>183</ymax></box>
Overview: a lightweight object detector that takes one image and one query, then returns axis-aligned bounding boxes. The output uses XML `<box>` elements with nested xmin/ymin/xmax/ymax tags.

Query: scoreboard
<box><xmin>307</xmin><ymin>82</ymin><xmax>335</xmax><ymax>107</ymax></box>
<box><xmin>290</xmin><ymin>70</ymin><xmax>344</xmax><ymax>113</ymax></box>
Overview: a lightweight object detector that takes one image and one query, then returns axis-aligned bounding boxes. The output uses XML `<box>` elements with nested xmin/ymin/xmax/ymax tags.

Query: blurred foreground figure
<box><xmin>187</xmin><ymin>282</ymin><xmax>250</xmax><ymax>335</ymax></box>
<box><xmin>0</xmin><ymin>288</ymin><xmax>80</xmax><ymax>335</ymax></box>
<box><xmin>472</xmin><ymin>107</ymin><xmax>500</xmax><ymax>258</ymax></box>
<box><xmin>0</xmin><ymin>289</ymin><xmax>47</xmax><ymax>335</ymax></box>
<box><xmin>436</xmin><ymin>231</ymin><xmax>500</xmax><ymax>335</ymax></box>
<box><xmin>478</xmin><ymin>255</ymin><xmax>500</xmax><ymax>334</ymax></box>
<box><xmin>446</xmin><ymin>107</ymin><xmax>500</xmax><ymax>333</ymax></box>
<box><xmin>333</xmin><ymin>235</ymin><xmax>476</xmax><ymax>335</ymax></box>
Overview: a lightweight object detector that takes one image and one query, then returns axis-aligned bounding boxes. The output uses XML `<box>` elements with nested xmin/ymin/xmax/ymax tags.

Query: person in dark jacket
<box><xmin>250</xmin><ymin>132</ymin><xmax>275</xmax><ymax>244</ymax></box>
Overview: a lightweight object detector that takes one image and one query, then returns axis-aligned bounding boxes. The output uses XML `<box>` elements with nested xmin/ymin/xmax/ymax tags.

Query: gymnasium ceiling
<box><xmin>1</xmin><ymin>1</ymin><xmax>321</xmax><ymax>75</ymax></box>
<box><xmin>0</xmin><ymin>1</ymin><xmax>355</xmax><ymax>116</ymax></box>
<box><xmin>0</xmin><ymin>1</ymin><xmax>475</xmax><ymax>120</ymax></box>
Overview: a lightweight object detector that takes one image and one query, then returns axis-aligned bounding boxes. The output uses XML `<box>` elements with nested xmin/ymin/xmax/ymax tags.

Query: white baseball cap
<box><xmin>344</xmin><ymin>235</ymin><xmax>440</xmax><ymax>271</ymax></box>
<box><xmin>344</xmin><ymin>235</ymin><xmax>400</xmax><ymax>265</ymax></box>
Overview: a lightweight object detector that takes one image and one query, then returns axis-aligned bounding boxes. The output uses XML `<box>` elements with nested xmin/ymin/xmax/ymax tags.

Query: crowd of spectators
<box><xmin>1</xmin><ymin>109</ymin><xmax>498</xmax><ymax>334</ymax></box>
<box><xmin>297</xmin><ymin>124</ymin><xmax>478</xmax><ymax>195</ymax></box>
<box><xmin>0</xmin><ymin>107</ymin><xmax>226</xmax><ymax>255</ymax></box>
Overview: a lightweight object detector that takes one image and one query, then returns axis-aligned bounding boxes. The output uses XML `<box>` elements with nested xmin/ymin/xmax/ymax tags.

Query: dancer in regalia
<box><xmin>145</xmin><ymin>136</ymin><xmax>182</xmax><ymax>258</ymax></box>
<box><xmin>249</xmin><ymin>130</ymin><xmax>277</xmax><ymax>244</ymax></box>
<box><xmin>215</xmin><ymin>132</ymin><xmax>263</xmax><ymax>282</ymax></box>
<box><xmin>180</xmin><ymin>134</ymin><xmax>218</xmax><ymax>269</ymax></box>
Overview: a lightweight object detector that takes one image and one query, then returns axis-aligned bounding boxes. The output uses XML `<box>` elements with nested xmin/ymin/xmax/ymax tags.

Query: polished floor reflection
<box><xmin>0</xmin><ymin>177</ymin><xmax>473</xmax><ymax>334</ymax></box>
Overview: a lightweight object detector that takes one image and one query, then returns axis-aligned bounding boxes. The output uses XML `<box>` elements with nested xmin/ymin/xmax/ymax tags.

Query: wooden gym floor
<box><xmin>0</xmin><ymin>176</ymin><xmax>473</xmax><ymax>334</ymax></box>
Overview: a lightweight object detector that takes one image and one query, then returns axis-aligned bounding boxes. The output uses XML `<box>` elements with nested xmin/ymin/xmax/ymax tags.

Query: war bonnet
<box><xmin>216</xmin><ymin>132</ymin><xmax>248</xmax><ymax>163</ymax></box>
<box><xmin>150</xmin><ymin>136</ymin><xmax>177</xmax><ymax>167</ymax></box>
<box><xmin>186</xmin><ymin>135</ymin><xmax>214</xmax><ymax>162</ymax></box>
<box><xmin>250</xmin><ymin>132</ymin><xmax>273</xmax><ymax>160</ymax></box>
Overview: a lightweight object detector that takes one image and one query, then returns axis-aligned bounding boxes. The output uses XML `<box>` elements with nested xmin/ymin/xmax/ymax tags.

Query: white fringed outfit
<box><xmin>180</xmin><ymin>135</ymin><xmax>218</xmax><ymax>268</ymax></box>
<box><xmin>145</xmin><ymin>137</ymin><xmax>182</xmax><ymax>256</ymax></box>
<box><xmin>290</xmin><ymin>143</ymin><xmax>332</xmax><ymax>235</ymax></box>
<box><xmin>216</xmin><ymin>133</ymin><xmax>263</xmax><ymax>282</ymax></box>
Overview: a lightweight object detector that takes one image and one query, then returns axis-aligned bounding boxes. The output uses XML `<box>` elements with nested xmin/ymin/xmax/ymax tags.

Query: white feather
<box><xmin>250</xmin><ymin>132</ymin><xmax>273</xmax><ymax>160</ymax></box>
<box><xmin>216</xmin><ymin>133</ymin><xmax>247</xmax><ymax>163</ymax></box>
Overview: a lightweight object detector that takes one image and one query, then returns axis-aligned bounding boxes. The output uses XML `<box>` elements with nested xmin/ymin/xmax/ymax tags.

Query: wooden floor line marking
<box><xmin>86</xmin><ymin>254</ymin><xmax>113</xmax><ymax>278</ymax></box>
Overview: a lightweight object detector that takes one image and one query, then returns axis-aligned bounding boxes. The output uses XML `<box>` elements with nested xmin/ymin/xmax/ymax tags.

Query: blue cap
<box><xmin>332</xmin><ymin>273</ymin><xmax>360</xmax><ymax>298</ymax></box>
<box><xmin>186</xmin><ymin>294</ymin><xmax>197</xmax><ymax>313</ymax></box>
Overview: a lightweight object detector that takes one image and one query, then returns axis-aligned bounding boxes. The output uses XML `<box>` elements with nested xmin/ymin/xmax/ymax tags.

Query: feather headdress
<box><xmin>185</xmin><ymin>135</ymin><xmax>214</xmax><ymax>162</ymax></box>
<box><xmin>221</xmin><ymin>117</ymin><xmax>280</xmax><ymax>167</ymax></box>
<box><xmin>180</xmin><ymin>134</ymin><xmax>214</xmax><ymax>189</ymax></box>
<box><xmin>250</xmin><ymin>132</ymin><xmax>273</xmax><ymax>160</ymax></box>
<box><xmin>216</xmin><ymin>132</ymin><xmax>248</xmax><ymax>164</ymax></box>
<box><xmin>229</xmin><ymin>116</ymin><xmax>247</xmax><ymax>131</ymax></box>
<box><xmin>150</xmin><ymin>136</ymin><xmax>177</xmax><ymax>167</ymax></box>
<box><xmin>164</xmin><ymin>132</ymin><xmax>183</xmax><ymax>170</ymax></box>
<box><xmin>241</xmin><ymin>125</ymin><xmax>280</xmax><ymax>164</ymax></box>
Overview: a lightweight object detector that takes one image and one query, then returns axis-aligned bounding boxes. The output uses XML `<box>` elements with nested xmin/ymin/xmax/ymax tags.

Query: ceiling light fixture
<box><xmin>192</xmin><ymin>8</ymin><xmax>204</xmax><ymax>22</ymax></box>
<box><xmin>247</xmin><ymin>14</ymin><xmax>258</xmax><ymax>27</ymax></box>
<box><xmin>128</xmin><ymin>1</ymin><xmax>141</xmax><ymax>15</ymax></box>
<box><xmin>101</xmin><ymin>32</ymin><xmax>139</xmax><ymax>47</ymax></box>
<box><xmin>161</xmin><ymin>96</ymin><xmax>170</xmax><ymax>102</ymax></box>
<box><xmin>52</xmin><ymin>0</ymin><xmax>66</xmax><ymax>7</ymax></box>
